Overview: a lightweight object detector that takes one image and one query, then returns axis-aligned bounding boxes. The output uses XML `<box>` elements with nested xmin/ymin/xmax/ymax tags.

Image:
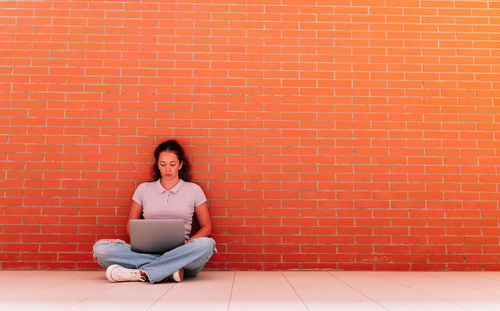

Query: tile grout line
<box><xmin>327</xmin><ymin>271</ymin><xmax>391</xmax><ymax>311</ymax></box>
<box><xmin>0</xmin><ymin>271</ymin><xmax>97</xmax><ymax>306</ymax></box>
<box><xmin>432</xmin><ymin>273</ymin><xmax>500</xmax><ymax>298</ymax></box>
<box><xmin>226</xmin><ymin>271</ymin><xmax>237</xmax><ymax>311</ymax></box>
<box><xmin>281</xmin><ymin>271</ymin><xmax>311</xmax><ymax>311</ymax></box>
<box><xmin>146</xmin><ymin>283</ymin><xmax>177</xmax><ymax>310</ymax></box>
<box><xmin>64</xmin><ymin>275</ymin><xmax>119</xmax><ymax>311</ymax></box>
<box><xmin>382</xmin><ymin>273</ymin><xmax>470</xmax><ymax>311</ymax></box>
<box><xmin>483</xmin><ymin>273</ymin><xmax>500</xmax><ymax>282</ymax></box>
<box><xmin>459</xmin><ymin>282</ymin><xmax>500</xmax><ymax>298</ymax></box>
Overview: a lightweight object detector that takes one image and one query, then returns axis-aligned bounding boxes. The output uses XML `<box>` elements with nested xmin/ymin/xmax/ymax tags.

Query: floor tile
<box><xmin>383</xmin><ymin>272</ymin><xmax>500</xmax><ymax>311</ymax></box>
<box><xmin>0</xmin><ymin>271</ymin><xmax>111</xmax><ymax>310</ymax></box>
<box><xmin>149</xmin><ymin>271</ymin><xmax>234</xmax><ymax>311</ymax></box>
<box><xmin>330</xmin><ymin>271</ymin><xmax>464</xmax><ymax>311</ymax></box>
<box><xmin>70</xmin><ymin>274</ymin><xmax>174</xmax><ymax>310</ymax></box>
<box><xmin>228</xmin><ymin>271</ymin><xmax>308</xmax><ymax>311</ymax></box>
<box><xmin>433</xmin><ymin>272</ymin><xmax>500</xmax><ymax>297</ymax></box>
<box><xmin>284</xmin><ymin>271</ymin><xmax>387</xmax><ymax>311</ymax></box>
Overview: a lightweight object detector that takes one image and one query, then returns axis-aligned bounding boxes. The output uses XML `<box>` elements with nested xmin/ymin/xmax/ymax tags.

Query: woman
<box><xmin>93</xmin><ymin>140</ymin><xmax>216</xmax><ymax>283</ymax></box>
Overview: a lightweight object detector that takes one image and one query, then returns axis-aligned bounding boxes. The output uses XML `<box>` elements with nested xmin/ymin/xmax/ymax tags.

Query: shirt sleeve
<box><xmin>193</xmin><ymin>184</ymin><xmax>207</xmax><ymax>207</ymax></box>
<box><xmin>132</xmin><ymin>182</ymin><xmax>145</xmax><ymax>205</ymax></box>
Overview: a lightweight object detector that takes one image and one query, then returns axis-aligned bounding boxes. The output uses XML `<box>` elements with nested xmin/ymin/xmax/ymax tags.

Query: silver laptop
<box><xmin>129</xmin><ymin>219</ymin><xmax>185</xmax><ymax>254</ymax></box>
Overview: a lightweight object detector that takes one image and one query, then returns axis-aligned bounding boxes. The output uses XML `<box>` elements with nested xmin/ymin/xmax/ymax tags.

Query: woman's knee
<box><xmin>93</xmin><ymin>240</ymin><xmax>108</xmax><ymax>259</ymax></box>
<box><xmin>93</xmin><ymin>239</ymin><xmax>126</xmax><ymax>258</ymax></box>
<box><xmin>192</xmin><ymin>237</ymin><xmax>215</xmax><ymax>248</ymax></box>
<box><xmin>190</xmin><ymin>237</ymin><xmax>216</xmax><ymax>255</ymax></box>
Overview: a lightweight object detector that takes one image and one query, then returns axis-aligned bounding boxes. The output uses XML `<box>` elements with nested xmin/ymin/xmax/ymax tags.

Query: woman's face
<box><xmin>157</xmin><ymin>151</ymin><xmax>183</xmax><ymax>181</ymax></box>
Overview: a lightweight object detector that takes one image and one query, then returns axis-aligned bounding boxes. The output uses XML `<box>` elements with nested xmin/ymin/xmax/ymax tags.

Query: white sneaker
<box><xmin>171</xmin><ymin>268</ymin><xmax>184</xmax><ymax>283</ymax></box>
<box><xmin>106</xmin><ymin>264</ymin><xmax>146</xmax><ymax>283</ymax></box>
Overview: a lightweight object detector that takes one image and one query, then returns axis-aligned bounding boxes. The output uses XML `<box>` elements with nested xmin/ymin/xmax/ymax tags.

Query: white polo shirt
<box><xmin>132</xmin><ymin>179</ymin><xmax>207</xmax><ymax>235</ymax></box>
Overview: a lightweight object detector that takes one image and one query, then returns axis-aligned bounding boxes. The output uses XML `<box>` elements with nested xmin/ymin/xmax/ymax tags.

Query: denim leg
<box><xmin>184</xmin><ymin>237</ymin><xmax>217</xmax><ymax>278</ymax></box>
<box><xmin>140</xmin><ymin>237</ymin><xmax>216</xmax><ymax>283</ymax></box>
<box><xmin>93</xmin><ymin>240</ymin><xmax>159</xmax><ymax>269</ymax></box>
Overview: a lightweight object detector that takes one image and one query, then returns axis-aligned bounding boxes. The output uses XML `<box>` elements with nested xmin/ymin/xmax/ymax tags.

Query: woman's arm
<box><xmin>127</xmin><ymin>200</ymin><xmax>143</xmax><ymax>236</ymax></box>
<box><xmin>187</xmin><ymin>201</ymin><xmax>212</xmax><ymax>242</ymax></box>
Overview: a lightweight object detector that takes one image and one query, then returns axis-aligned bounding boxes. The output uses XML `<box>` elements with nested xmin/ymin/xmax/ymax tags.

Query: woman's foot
<box><xmin>170</xmin><ymin>268</ymin><xmax>184</xmax><ymax>282</ymax></box>
<box><xmin>106</xmin><ymin>264</ymin><xmax>146</xmax><ymax>282</ymax></box>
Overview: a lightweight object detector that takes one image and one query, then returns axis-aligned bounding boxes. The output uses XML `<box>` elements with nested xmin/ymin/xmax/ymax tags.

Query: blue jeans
<box><xmin>93</xmin><ymin>237</ymin><xmax>216</xmax><ymax>283</ymax></box>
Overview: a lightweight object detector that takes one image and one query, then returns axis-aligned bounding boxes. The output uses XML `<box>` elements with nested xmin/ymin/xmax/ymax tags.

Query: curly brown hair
<box><xmin>151</xmin><ymin>140</ymin><xmax>191</xmax><ymax>182</ymax></box>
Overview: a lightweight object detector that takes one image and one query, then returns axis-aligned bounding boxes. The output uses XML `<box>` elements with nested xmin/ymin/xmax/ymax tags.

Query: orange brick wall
<box><xmin>1</xmin><ymin>0</ymin><xmax>499</xmax><ymax>271</ymax></box>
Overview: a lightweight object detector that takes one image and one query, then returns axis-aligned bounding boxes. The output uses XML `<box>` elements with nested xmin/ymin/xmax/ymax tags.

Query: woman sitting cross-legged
<box><xmin>93</xmin><ymin>139</ymin><xmax>216</xmax><ymax>283</ymax></box>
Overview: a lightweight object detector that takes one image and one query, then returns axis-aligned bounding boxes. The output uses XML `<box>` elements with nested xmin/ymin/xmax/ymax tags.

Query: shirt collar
<box><xmin>155</xmin><ymin>179</ymin><xmax>184</xmax><ymax>194</ymax></box>
<box><xmin>170</xmin><ymin>179</ymin><xmax>184</xmax><ymax>194</ymax></box>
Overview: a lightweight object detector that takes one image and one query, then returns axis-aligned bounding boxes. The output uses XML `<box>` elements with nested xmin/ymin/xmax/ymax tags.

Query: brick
<box><xmin>375</xmin><ymin>263</ymin><xmax>411</xmax><ymax>271</ymax></box>
<box><xmin>283</xmin><ymin>253</ymin><xmax>318</xmax><ymax>262</ymax></box>
<box><xmin>338</xmin><ymin>263</ymin><xmax>373</xmax><ymax>271</ymax></box>
<box><xmin>357</xmin><ymin>254</ymin><xmax>393</xmax><ymax>265</ymax></box>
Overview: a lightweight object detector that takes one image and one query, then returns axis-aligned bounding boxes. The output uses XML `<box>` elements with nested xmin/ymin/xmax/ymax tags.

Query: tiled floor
<box><xmin>1</xmin><ymin>270</ymin><xmax>500</xmax><ymax>310</ymax></box>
